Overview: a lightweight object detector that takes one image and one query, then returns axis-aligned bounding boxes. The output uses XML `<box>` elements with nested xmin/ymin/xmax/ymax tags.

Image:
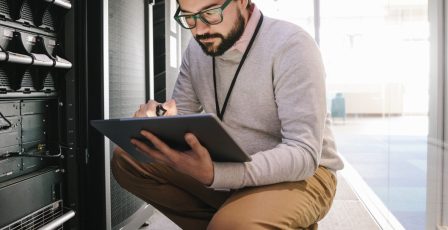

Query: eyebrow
<box><xmin>180</xmin><ymin>2</ymin><xmax>221</xmax><ymax>14</ymax></box>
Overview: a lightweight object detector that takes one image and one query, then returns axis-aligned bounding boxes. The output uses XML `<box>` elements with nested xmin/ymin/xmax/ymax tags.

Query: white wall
<box><xmin>327</xmin><ymin>83</ymin><xmax>405</xmax><ymax>115</ymax></box>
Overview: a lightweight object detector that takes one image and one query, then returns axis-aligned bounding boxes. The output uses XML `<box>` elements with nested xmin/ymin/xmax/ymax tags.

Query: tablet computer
<box><xmin>90</xmin><ymin>113</ymin><xmax>251</xmax><ymax>163</ymax></box>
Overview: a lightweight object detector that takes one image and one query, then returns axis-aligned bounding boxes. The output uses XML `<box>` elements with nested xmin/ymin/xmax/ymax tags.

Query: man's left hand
<box><xmin>131</xmin><ymin>131</ymin><xmax>214</xmax><ymax>186</ymax></box>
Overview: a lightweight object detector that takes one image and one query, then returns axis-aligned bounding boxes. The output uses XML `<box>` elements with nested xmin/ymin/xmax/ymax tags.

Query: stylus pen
<box><xmin>156</xmin><ymin>104</ymin><xmax>167</xmax><ymax>116</ymax></box>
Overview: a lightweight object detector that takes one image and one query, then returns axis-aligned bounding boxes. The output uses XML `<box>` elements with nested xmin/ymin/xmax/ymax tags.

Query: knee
<box><xmin>207</xmin><ymin>216</ymin><xmax>240</xmax><ymax>230</ymax></box>
<box><xmin>207</xmin><ymin>203</ymin><xmax>317</xmax><ymax>230</ymax></box>
<box><xmin>208</xmin><ymin>212</ymin><xmax>314</xmax><ymax>230</ymax></box>
<box><xmin>207</xmin><ymin>211</ymin><xmax>257</xmax><ymax>230</ymax></box>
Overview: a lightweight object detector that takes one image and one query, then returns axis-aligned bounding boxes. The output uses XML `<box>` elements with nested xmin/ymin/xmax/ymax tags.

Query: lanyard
<box><xmin>213</xmin><ymin>13</ymin><xmax>264</xmax><ymax>121</ymax></box>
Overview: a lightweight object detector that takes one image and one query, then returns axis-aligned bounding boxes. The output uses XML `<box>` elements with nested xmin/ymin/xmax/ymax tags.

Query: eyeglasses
<box><xmin>174</xmin><ymin>0</ymin><xmax>233</xmax><ymax>29</ymax></box>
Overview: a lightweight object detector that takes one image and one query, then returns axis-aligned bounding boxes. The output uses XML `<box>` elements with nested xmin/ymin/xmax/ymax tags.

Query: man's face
<box><xmin>178</xmin><ymin>0</ymin><xmax>248</xmax><ymax>56</ymax></box>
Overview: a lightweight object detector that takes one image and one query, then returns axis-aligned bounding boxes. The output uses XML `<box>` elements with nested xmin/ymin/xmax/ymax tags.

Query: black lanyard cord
<box><xmin>213</xmin><ymin>13</ymin><xmax>264</xmax><ymax>121</ymax></box>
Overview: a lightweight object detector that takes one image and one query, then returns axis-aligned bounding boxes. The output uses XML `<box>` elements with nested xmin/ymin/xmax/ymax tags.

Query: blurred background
<box><xmin>256</xmin><ymin>1</ymin><xmax>429</xmax><ymax>229</ymax></box>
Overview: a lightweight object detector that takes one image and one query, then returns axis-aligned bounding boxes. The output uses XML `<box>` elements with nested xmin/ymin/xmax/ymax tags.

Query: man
<box><xmin>111</xmin><ymin>0</ymin><xmax>344</xmax><ymax>229</ymax></box>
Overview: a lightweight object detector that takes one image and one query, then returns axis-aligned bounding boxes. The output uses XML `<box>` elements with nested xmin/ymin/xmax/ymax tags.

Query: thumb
<box><xmin>163</xmin><ymin>99</ymin><xmax>178</xmax><ymax>116</ymax></box>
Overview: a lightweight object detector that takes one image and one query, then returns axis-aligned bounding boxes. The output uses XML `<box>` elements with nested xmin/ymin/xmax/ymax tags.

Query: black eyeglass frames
<box><xmin>174</xmin><ymin>0</ymin><xmax>233</xmax><ymax>29</ymax></box>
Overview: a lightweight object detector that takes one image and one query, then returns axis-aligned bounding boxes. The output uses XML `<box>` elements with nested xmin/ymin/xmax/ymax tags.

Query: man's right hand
<box><xmin>133</xmin><ymin>99</ymin><xmax>177</xmax><ymax>118</ymax></box>
<box><xmin>116</xmin><ymin>99</ymin><xmax>176</xmax><ymax>152</ymax></box>
<box><xmin>115</xmin><ymin>100</ymin><xmax>177</xmax><ymax>160</ymax></box>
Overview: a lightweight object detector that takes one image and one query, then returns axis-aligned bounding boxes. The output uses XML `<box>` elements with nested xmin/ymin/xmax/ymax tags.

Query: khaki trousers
<box><xmin>111</xmin><ymin>150</ymin><xmax>337</xmax><ymax>230</ymax></box>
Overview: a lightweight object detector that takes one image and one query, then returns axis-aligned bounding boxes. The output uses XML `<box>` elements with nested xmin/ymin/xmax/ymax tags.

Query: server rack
<box><xmin>0</xmin><ymin>0</ymin><xmax>168</xmax><ymax>229</ymax></box>
<box><xmin>0</xmin><ymin>0</ymin><xmax>75</xmax><ymax>229</ymax></box>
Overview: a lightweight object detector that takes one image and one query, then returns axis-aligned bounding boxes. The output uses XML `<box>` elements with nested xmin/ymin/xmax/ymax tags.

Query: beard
<box><xmin>194</xmin><ymin>10</ymin><xmax>245</xmax><ymax>56</ymax></box>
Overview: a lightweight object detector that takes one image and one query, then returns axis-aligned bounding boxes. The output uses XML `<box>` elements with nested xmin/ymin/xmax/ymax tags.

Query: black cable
<box><xmin>0</xmin><ymin>112</ymin><xmax>12</xmax><ymax>130</ymax></box>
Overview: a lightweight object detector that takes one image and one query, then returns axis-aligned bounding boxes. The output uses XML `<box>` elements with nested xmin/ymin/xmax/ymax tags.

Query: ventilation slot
<box><xmin>0</xmin><ymin>0</ymin><xmax>9</xmax><ymax>16</ymax></box>
<box><xmin>20</xmin><ymin>70</ymin><xmax>32</xmax><ymax>89</ymax></box>
<box><xmin>42</xmin><ymin>72</ymin><xmax>56</xmax><ymax>92</ymax></box>
<box><xmin>43</xmin><ymin>74</ymin><xmax>54</xmax><ymax>87</ymax></box>
<box><xmin>20</xmin><ymin>0</ymin><xmax>33</xmax><ymax>23</ymax></box>
<box><xmin>42</xmin><ymin>8</ymin><xmax>55</xmax><ymax>29</ymax></box>
<box><xmin>0</xmin><ymin>68</ymin><xmax>10</xmax><ymax>90</ymax></box>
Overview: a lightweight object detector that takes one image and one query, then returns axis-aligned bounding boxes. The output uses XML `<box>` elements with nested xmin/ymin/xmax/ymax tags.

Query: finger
<box><xmin>140</xmin><ymin>131</ymin><xmax>180</xmax><ymax>162</ymax></box>
<box><xmin>134</xmin><ymin>110</ymin><xmax>144</xmax><ymax>117</ymax></box>
<box><xmin>134</xmin><ymin>101</ymin><xmax>159</xmax><ymax>117</ymax></box>
<box><xmin>163</xmin><ymin>99</ymin><xmax>178</xmax><ymax>116</ymax></box>
<box><xmin>133</xmin><ymin>105</ymin><xmax>141</xmax><ymax>117</ymax></box>
<box><xmin>145</xmin><ymin>101</ymin><xmax>159</xmax><ymax>117</ymax></box>
<box><xmin>185</xmin><ymin>133</ymin><xmax>206</xmax><ymax>156</ymax></box>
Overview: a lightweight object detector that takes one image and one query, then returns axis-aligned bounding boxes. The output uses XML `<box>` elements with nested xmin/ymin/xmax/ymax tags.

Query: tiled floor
<box><xmin>317</xmin><ymin>174</ymin><xmax>380</xmax><ymax>230</ymax></box>
<box><xmin>331</xmin><ymin>115</ymin><xmax>428</xmax><ymax>230</ymax></box>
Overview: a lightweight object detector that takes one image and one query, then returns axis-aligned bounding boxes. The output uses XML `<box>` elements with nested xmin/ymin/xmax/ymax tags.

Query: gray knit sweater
<box><xmin>172</xmin><ymin>16</ymin><xmax>344</xmax><ymax>190</ymax></box>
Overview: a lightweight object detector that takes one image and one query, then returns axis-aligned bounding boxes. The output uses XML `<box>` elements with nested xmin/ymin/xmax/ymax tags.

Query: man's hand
<box><xmin>133</xmin><ymin>99</ymin><xmax>178</xmax><ymax>117</ymax></box>
<box><xmin>131</xmin><ymin>131</ymin><xmax>214</xmax><ymax>186</ymax></box>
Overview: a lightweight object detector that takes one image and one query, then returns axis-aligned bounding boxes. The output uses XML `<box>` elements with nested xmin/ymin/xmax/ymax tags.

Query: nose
<box><xmin>194</xmin><ymin>19</ymin><xmax>210</xmax><ymax>35</ymax></box>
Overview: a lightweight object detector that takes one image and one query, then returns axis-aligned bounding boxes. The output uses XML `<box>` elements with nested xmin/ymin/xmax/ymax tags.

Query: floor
<box><xmin>331</xmin><ymin>115</ymin><xmax>428</xmax><ymax>230</ymax></box>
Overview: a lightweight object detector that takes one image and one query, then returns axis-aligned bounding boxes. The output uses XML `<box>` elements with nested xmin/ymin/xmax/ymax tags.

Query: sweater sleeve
<box><xmin>209</xmin><ymin>31</ymin><xmax>327</xmax><ymax>189</ymax></box>
<box><xmin>171</xmin><ymin>43</ymin><xmax>203</xmax><ymax>115</ymax></box>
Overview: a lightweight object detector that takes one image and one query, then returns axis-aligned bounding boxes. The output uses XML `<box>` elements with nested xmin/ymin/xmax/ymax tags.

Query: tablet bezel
<box><xmin>90</xmin><ymin>113</ymin><xmax>252</xmax><ymax>163</ymax></box>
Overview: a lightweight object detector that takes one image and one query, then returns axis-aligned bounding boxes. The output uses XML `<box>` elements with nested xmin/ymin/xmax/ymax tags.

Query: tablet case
<box><xmin>90</xmin><ymin>113</ymin><xmax>251</xmax><ymax>163</ymax></box>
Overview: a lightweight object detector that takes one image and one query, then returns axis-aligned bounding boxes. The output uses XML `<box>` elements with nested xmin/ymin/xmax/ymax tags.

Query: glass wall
<box><xmin>322</xmin><ymin>0</ymin><xmax>428</xmax><ymax>229</ymax></box>
<box><xmin>256</xmin><ymin>0</ymin><xmax>429</xmax><ymax>229</ymax></box>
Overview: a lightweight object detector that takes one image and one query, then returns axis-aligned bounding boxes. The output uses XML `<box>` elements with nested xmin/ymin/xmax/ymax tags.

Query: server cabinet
<box><xmin>0</xmin><ymin>0</ymin><xmax>75</xmax><ymax>229</ymax></box>
<box><xmin>0</xmin><ymin>0</ymin><xmax>168</xmax><ymax>228</ymax></box>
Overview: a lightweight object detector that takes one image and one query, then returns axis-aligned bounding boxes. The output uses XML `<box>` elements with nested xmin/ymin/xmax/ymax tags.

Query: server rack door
<box><xmin>108</xmin><ymin>0</ymin><xmax>154</xmax><ymax>229</ymax></box>
<box><xmin>152</xmin><ymin>0</ymin><xmax>166</xmax><ymax>102</ymax></box>
<box><xmin>82</xmin><ymin>0</ymin><xmax>163</xmax><ymax>229</ymax></box>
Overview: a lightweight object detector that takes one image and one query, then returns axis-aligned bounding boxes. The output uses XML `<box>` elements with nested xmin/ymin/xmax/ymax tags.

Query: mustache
<box><xmin>195</xmin><ymin>33</ymin><xmax>224</xmax><ymax>41</ymax></box>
